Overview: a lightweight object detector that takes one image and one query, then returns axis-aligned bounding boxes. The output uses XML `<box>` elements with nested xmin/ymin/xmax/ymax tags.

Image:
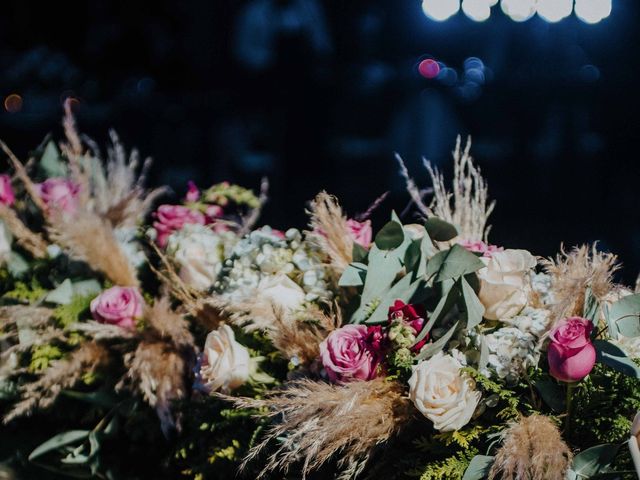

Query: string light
<box><xmin>462</xmin><ymin>0</ymin><xmax>492</xmax><ymax>22</ymax></box>
<box><xmin>536</xmin><ymin>0</ymin><xmax>573</xmax><ymax>23</ymax></box>
<box><xmin>575</xmin><ymin>0</ymin><xmax>612</xmax><ymax>24</ymax></box>
<box><xmin>422</xmin><ymin>0</ymin><xmax>460</xmax><ymax>21</ymax></box>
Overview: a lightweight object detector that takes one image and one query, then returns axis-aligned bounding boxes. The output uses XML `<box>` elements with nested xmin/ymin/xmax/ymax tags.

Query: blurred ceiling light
<box><xmin>422</xmin><ymin>0</ymin><xmax>460</xmax><ymax>21</ymax></box>
<box><xmin>500</xmin><ymin>0</ymin><xmax>536</xmax><ymax>22</ymax></box>
<box><xmin>575</xmin><ymin>0</ymin><xmax>612</xmax><ymax>24</ymax></box>
<box><xmin>462</xmin><ymin>0</ymin><xmax>491</xmax><ymax>21</ymax></box>
<box><xmin>4</xmin><ymin>94</ymin><xmax>23</xmax><ymax>113</ymax></box>
<box><xmin>536</xmin><ymin>0</ymin><xmax>573</xmax><ymax>22</ymax></box>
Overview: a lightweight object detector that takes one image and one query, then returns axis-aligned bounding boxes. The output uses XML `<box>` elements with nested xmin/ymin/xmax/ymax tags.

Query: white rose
<box><xmin>408</xmin><ymin>352</ymin><xmax>480</xmax><ymax>432</ymax></box>
<box><xmin>168</xmin><ymin>226</ymin><xmax>226</xmax><ymax>291</ymax></box>
<box><xmin>0</xmin><ymin>221</ymin><xmax>12</xmax><ymax>263</ymax></box>
<box><xmin>257</xmin><ymin>274</ymin><xmax>306</xmax><ymax>312</ymax></box>
<box><xmin>477</xmin><ymin>249</ymin><xmax>537</xmax><ymax>320</ymax></box>
<box><xmin>200</xmin><ymin>324</ymin><xmax>251</xmax><ymax>392</ymax></box>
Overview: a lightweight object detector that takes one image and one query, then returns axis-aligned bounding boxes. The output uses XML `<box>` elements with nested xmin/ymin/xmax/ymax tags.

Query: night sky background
<box><xmin>1</xmin><ymin>0</ymin><xmax>639</xmax><ymax>281</ymax></box>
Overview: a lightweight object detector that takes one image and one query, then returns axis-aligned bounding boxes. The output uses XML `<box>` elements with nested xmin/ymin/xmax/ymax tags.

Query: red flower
<box><xmin>388</xmin><ymin>300</ymin><xmax>429</xmax><ymax>351</ymax></box>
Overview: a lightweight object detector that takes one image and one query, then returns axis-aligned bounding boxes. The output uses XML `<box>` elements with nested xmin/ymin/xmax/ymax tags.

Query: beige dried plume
<box><xmin>397</xmin><ymin>136</ymin><xmax>495</xmax><ymax>242</ymax></box>
<box><xmin>489</xmin><ymin>414</ymin><xmax>572</xmax><ymax>480</ymax></box>
<box><xmin>542</xmin><ymin>244</ymin><xmax>619</xmax><ymax>323</ymax></box>
<box><xmin>117</xmin><ymin>340</ymin><xmax>187</xmax><ymax>434</ymax></box>
<box><xmin>0</xmin><ymin>205</ymin><xmax>48</xmax><ymax>258</ymax></box>
<box><xmin>3</xmin><ymin>341</ymin><xmax>110</xmax><ymax>424</ymax></box>
<box><xmin>224</xmin><ymin>377</ymin><xmax>411</xmax><ymax>478</ymax></box>
<box><xmin>144</xmin><ymin>297</ymin><xmax>194</xmax><ymax>349</ymax></box>
<box><xmin>47</xmin><ymin>208</ymin><xmax>139</xmax><ymax>287</ymax></box>
<box><xmin>307</xmin><ymin>191</ymin><xmax>354</xmax><ymax>274</ymax></box>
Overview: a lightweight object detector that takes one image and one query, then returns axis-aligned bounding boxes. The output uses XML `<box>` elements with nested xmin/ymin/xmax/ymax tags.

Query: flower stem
<box><xmin>565</xmin><ymin>383</ymin><xmax>576</xmax><ymax>436</ymax></box>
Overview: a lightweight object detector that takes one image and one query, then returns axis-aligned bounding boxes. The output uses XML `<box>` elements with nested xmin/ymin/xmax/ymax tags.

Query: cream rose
<box><xmin>408</xmin><ymin>352</ymin><xmax>480</xmax><ymax>432</ymax></box>
<box><xmin>0</xmin><ymin>221</ymin><xmax>12</xmax><ymax>264</ymax></box>
<box><xmin>477</xmin><ymin>249</ymin><xmax>537</xmax><ymax>320</ymax></box>
<box><xmin>200</xmin><ymin>324</ymin><xmax>251</xmax><ymax>393</ymax></box>
<box><xmin>257</xmin><ymin>274</ymin><xmax>306</xmax><ymax>312</ymax></box>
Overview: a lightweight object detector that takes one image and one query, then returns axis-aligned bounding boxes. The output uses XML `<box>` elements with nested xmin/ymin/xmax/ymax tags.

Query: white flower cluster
<box><xmin>166</xmin><ymin>224</ymin><xmax>238</xmax><ymax>291</ymax></box>
<box><xmin>480</xmin><ymin>307</ymin><xmax>550</xmax><ymax>383</ymax></box>
<box><xmin>530</xmin><ymin>271</ymin><xmax>555</xmax><ymax>306</ymax></box>
<box><xmin>114</xmin><ymin>227</ymin><xmax>147</xmax><ymax>269</ymax></box>
<box><xmin>217</xmin><ymin>226</ymin><xmax>330</xmax><ymax>303</ymax></box>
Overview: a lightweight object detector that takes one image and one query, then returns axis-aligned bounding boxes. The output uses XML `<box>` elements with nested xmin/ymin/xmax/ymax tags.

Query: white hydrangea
<box><xmin>114</xmin><ymin>227</ymin><xmax>147</xmax><ymax>268</ymax></box>
<box><xmin>530</xmin><ymin>272</ymin><xmax>555</xmax><ymax>306</ymax></box>
<box><xmin>217</xmin><ymin>226</ymin><xmax>330</xmax><ymax>303</ymax></box>
<box><xmin>479</xmin><ymin>307</ymin><xmax>551</xmax><ymax>383</ymax></box>
<box><xmin>166</xmin><ymin>224</ymin><xmax>237</xmax><ymax>291</ymax></box>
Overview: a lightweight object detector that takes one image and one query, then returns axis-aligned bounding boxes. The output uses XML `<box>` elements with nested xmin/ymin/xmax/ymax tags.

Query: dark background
<box><xmin>1</xmin><ymin>0</ymin><xmax>639</xmax><ymax>281</ymax></box>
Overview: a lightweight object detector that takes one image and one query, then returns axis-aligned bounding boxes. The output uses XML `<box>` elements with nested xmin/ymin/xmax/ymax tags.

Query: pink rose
<box><xmin>36</xmin><ymin>178</ymin><xmax>81</xmax><ymax>214</ymax></box>
<box><xmin>346</xmin><ymin>219</ymin><xmax>372</xmax><ymax>249</ymax></box>
<box><xmin>185</xmin><ymin>181</ymin><xmax>200</xmax><ymax>202</ymax></box>
<box><xmin>547</xmin><ymin>316</ymin><xmax>596</xmax><ymax>383</ymax></box>
<box><xmin>153</xmin><ymin>204</ymin><xmax>206</xmax><ymax>247</ymax></box>
<box><xmin>205</xmin><ymin>204</ymin><xmax>224</xmax><ymax>224</ymax></box>
<box><xmin>320</xmin><ymin>324</ymin><xmax>381</xmax><ymax>383</ymax></box>
<box><xmin>388</xmin><ymin>300</ymin><xmax>429</xmax><ymax>351</ymax></box>
<box><xmin>90</xmin><ymin>286</ymin><xmax>144</xmax><ymax>330</ymax></box>
<box><xmin>459</xmin><ymin>239</ymin><xmax>503</xmax><ymax>257</ymax></box>
<box><xmin>0</xmin><ymin>174</ymin><xmax>15</xmax><ymax>206</ymax></box>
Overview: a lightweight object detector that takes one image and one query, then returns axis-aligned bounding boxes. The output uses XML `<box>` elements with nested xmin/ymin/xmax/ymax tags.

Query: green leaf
<box><xmin>415</xmin><ymin>321</ymin><xmax>460</xmax><ymax>361</ymax></box>
<box><xmin>364</xmin><ymin>276</ymin><xmax>423</xmax><ymax>325</ymax></box>
<box><xmin>583</xmin><ymin>287</ymin><xmax>600</xmax><ymax>324</ymax></box>
<box><xmin>425</xmin><ymin>217</ymin><xmax>458</xmax><ymax>242</ymax></box>
<box><xmin>460</xmin><ymin>276</ymin><xmax>484</xmax><ymax>329</ymax></box>
<box><xmin>414</xmin><ymin>283</ymin><xmax>459</xmax><ymax>346</ymax></box>
<box><xmin>404</xmin><ymin>239</ymin><xmax>422</xmax><ymax>276</ymax></box>
<box><xmin>45</xmin><ymin>279</ymin><xmax>74</xmax><ymax>305</ymax></box>
<box><xmin>39</xmin><ymin>140</ymin><xmax>68</xmax><ymax>177</ymax></box>
<box><xmin>29</xmin><ymin>430</ymin><xmax>90</xmax><ymax>462</ymax></box>
<box><xmin>61</xmin><ymin>390</ymin><xmax>119</xmax><ymax>408</ymax></box>
<box><xmin>72</xmin><ymin>280</ymin><xmax>102</xmax><ymax>298</ymax></box>
<box><xmin>533</xmin><ymin>378</ymin><xmax>566</xmax><ymax>412</ymax></box>
<box><xmin>606</xmin><ymin>294</ymin><xmax>640</xmax><ymax>338</ymax></box>
<box><xmin>426</xmin><ymin>244</ymin><xmax>485</xmax><ymax>283</ymax></box>
<box><xmin>352</xmin><ymin>242</ymin><xmax>368</xmax><ymax>263</ymax></box>
<box><xmin>374</xmin><ymin>220</ymin><xmax>404</xmax><ymax>250</ymax></box>
<box><xmin>7</xmin><ymin>251</ymin><xmax>29</xmax><ymax>277</ymax></box>
<box><xmin>571</xmin><ymin>443</ymin><xmax>620</xmax><ymax>478</ymax></box>
<box><xmin>462</xmin><ymin>455</ymin><xmax>493</xmax><ymax>480</ymax></box>
<box><xmin>338</xmin><ymin>263</ymin><xmax>368</xmax><ymax>287</ymax></box>
<box><xmin>594</xmin><ymin>339</ymin><xmax>640</xmax><ymax>378</ymax></box>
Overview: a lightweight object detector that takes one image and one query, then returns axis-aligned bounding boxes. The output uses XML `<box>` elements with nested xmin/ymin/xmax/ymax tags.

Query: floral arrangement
<box><xmin>2</xmin><ymin>110</ymin><xmax>640</xmax><ymax>480</ymax></box>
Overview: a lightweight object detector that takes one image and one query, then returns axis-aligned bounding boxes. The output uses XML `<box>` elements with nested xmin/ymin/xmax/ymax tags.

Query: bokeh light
<box><xmin>536</xmin><ymin>0</ymin><xmax>573</xmax><ymax>23</ymax></box>
<box><xmin>422</xmin><ymin>0</ymin><xmax>460</xmax><ymax>21</ymax></box>
<box><xmin>4</xmin><ymin>94</ymin><xmax>23</xmax><ymax>113</ymax></box>
<box><xmin>462</xmin><ymin>0</ymin><xmax>491</xmax><ymax>22</ymax></box>
<box><xmin>500</xmin><ymin>0</ymin><xmax>536</xmax><ymax>22</ymax></box>
<box><xmin>418</xmin><ymin>59</ymin><xmax>441</xmax><ymax>79</ymax></box>
<box><xmin>575</xmin><ymin>0</ymin><xmax>612</xmax><ymax>24</ymax></box>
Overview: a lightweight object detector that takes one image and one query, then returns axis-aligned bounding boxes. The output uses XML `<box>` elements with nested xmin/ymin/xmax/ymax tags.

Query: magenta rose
<box><xmin>36</xmin><ymin>178</ymin><xmax>81</xmax><ymax>214</ymax></box>
<box><xmin>153</xmin><ymin>204</ymin><xmax>206</xmax><ymax>247</ymax></box>
<box><xmin>459</xmin><ymin>239</ymin><xmax>503</xmax><ymax>257</ymax></box>
<box><xmin>346</xmin><ymin>219</ymin><xmax>372</xmax><ymax>249</ymax></box>
<box><xmin>90</xmin><ymin>286</ymin><xmax>144</xmax><ymax>330</ymax></box>
<box><xmin>185</xmin><ymin>181</ymin><xmax>200</xmax><ymax>202</ymax></box>
<box><xmin>0</xmin><ymin>174</ymin><xmax>15</xmax><ymax>206</ymax></box>
<box><xmin>388</xmin><ymin>300</ymin><xmax>429</xmax><ymax>351</ymax></box>
<box><xmin>320</xmin><ymin>324</ymin><xmax>382</xmax><ymax>383</ymax></box>
<box><xmin>547</xmin><ymin>316</ymin><xmax>596</xmax><ymax>383</ymax></box>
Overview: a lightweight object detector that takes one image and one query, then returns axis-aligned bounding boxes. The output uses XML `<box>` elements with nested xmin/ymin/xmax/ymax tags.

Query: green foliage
<box><xmin>571</xmin><ymin>362</ymin><xmax>640</xmax><ymax>446</ymax></box>
<box><xmin>462</xmin><ymin>367</ymin><xmax>519</xmax><ymax>421</ymax></box>
<box><xmin>203</xmin><ymin>183</ymin><xmax>260</xmax><ymax>209</ymax></box>
<box><xmin>52</xmin><ymin>294</ymin><xmax>93</xmax><ymax>328</ymax></box>
<box><xmin>411</xmin><ymin>448</ymin><xmax>479</xmax><ymax>480</ymax></box>
<box><xmin>2</xmin><ymin>278</ymin><xmax>48</xmax><ymax>303</ymax></box>
<box><xmin>28</xmin><ymin>345</ymin><xmax>63</xmax><ymax>373</ymax></box>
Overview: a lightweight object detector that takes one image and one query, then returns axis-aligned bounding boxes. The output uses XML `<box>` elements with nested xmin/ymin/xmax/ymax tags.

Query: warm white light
<box><xmin>575</xmin><ymin>0</ymin><xmax>612</xmax><ymax>24</ymax></box>
<box><xmin>536</xmin><ymin>0</ymin><xmax>573</xmax><ymax>22</ymax></box>
<box><xmin>462</xmin><ymin>0</ymin><xmax>491</xmax><ymax>21</ymax></box>
<box><xmin>422</xmin><ymin>0</ymin><xmax>460</xmax><ymax>21</ymax></box>
<box><xmin>500</xmin><ymin>0</ymin><xmax>535</xmax><ymax>22</ymax></box>
<box><xmin>487</xmin><ymin>0</ymin><xmax>498</xmax><ymax>5</ymax></box>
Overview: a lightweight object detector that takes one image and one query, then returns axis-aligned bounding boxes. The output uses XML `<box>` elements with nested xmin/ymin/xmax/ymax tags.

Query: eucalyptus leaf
<box><xmin>339</xmin><ymin>263</ymin><xmax>368</xmax><ymax>287</ymax></box>
<box><xmin>364</xmin><ymin>276</ymin><xmax>423</xmax><ymax>325</ymax></box>
<box><xmin>374</xmin><ymin>220</ymin><xmax>404</xmax><ymax>250</ymax></box>
<box><xmin>425</xmin><ymin>244</ymin><xmax>485</xmax><ymax>283</ymax></box>
<box><xmin>39</xmin><ymin>140</ymin><xmax>68</xmax><ymax>177</ymax></box>
<box><xmin>404</xmin><ymin>239</ymin><xmax>422</xmax><ymax>276</ymax></box>
<box><xmin>72</xmin><ymin>280</ymin><xmax>102</xmax><ymax>298</ymax></box>
<box><xmin>415</xmin><ymin>321</ymin><xmax>459</xmax><ymax>361</ymax></box>
<box><xmin>460</xmin><ymin>276</ymin><xmax>484</xmax><ymax>329</ymax></box>
<box><xmin>352</xmin><ymin>243</ymin><xmax>368</xmax><ymax>263</ymax></box>
<box><xmin>571</xmin><ymin>443</ymin><xmax>620</xmax><ymax>478</ymax></box>
<box><xmin>606</xmin><ymin>293</ymin><xmax>640</xmax><ymax>339</ymax></box>
<box><xmin>61</xmin><ymin>390</ymin><xmax>120</xmax><ymax>408</ymax></box>
<box><xmin>45</xmin><ymin>279</ymin><xmax>74</xmax><ymax>305</ymax></box>
<box><xmin>583</xmin><ymin>287</ymin><xmax>600</xmax><ymax>324</ymax></box>
<box><xmin>29</xmin><ymin>430</ymin><xmax>90</xmax><ymax>462</ymax></box>
<box><xmin>414</xmin><ymin>283</ymin><xmax>459</xmax><ymax>345</ymax></box>
<box><xmin>462</xmin><ymin>455</ymin><xmax>493</xmax><ymax>480</ymax></box>
<box><xmin>7</xmin><ymin>251</ymin><xmax>29</xmax><ymax>277</ymax></box>
<box><xmin>594</xmin><ymin>340</ymin><xmax>640</xmax><ymax>378</ymax></box>
<box><xmin>533</xmin><ymin>378</ymin><xmax>566</xmax><ymax>412</ymax></box>
<box><xmin>424</xmin><ymin>217</ymin><xmax>458</xmax><ymax>242</ymax></box>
